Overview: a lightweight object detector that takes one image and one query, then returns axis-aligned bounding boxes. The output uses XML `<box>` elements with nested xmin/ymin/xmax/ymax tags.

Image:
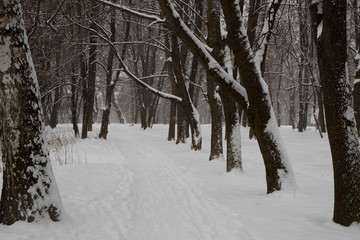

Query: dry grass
<box><xmin>45</xmin><ymin>125</ymin><xmax>81</xmax><ymax>166</ymax></box>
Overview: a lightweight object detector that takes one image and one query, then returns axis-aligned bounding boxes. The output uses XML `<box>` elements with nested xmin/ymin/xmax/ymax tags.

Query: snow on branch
<box><xmin>66</xmin><ymin>13</ymin><xmax>181</xmax><ymax>103</ymax></box>
<box><xmin>158</xmin><ymin>0</ymin><xmax>248</xmax><ymax>108</ymax></box>
<box><xmin>254</xmin><ymin>0</ymin><xmax>283</xmax><ymax>72</ymax></box>
<box><xmin>94</xmin><ymin>0</ymin><xmax>165</xmax><ymax>23</ymax></box>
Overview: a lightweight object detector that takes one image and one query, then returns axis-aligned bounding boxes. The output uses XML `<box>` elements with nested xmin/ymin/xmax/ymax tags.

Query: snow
<box><xmin>317</xmin><ymin>20</ymin><xmax>323</xmax><ymax>40</ymax></box>
<box><xmin>165</xmin><ymin>0</ymin><xmax>248</xmax><ymax>104</ymax></box>
<box><xmin>1</xmin><ymin>124</ymin><xmax>360</xmax><ymax>239</ymax></box>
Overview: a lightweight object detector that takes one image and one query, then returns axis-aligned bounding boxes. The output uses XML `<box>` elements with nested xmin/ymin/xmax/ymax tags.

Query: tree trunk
<box><xmin>86</xmin><ymin>20</ymin><xmax>98</xmax><ymax>132</ymax></box>
<box><xmin>298</xmin><ymin>0</ymin><xmax>311</xmax><ymax>132</ymax></box>
<box><xmin>353</xmin><ymin>0</ymin><xmax>360</xmax><ymax>136</ymax></box>
<box><xmin>220</xmin><ymin>0</ymin><xmax>295</xmax><ymax>192</ymax></box>
<box><xmin>239</xmin><ymin>0</ymin><xmax>263</xmax><ymax>128</ymax></box>
<box><xmin>165</xmin><ymin>42</ymin><xmax>178</xmax><ymax>141</ymax></box>
<box><xmin>0</xmin><ymin>0</ymin><xmax>63</xmax><ymax>224</ymax></box>
<box><xmin>222</xmin><ymin>94</ymin><xmax>242</xmax><ymax>171</ymax></box>
<box><xmin>176</xmin><ymin>105</ymin><xmax>187</xmax><ymax>144</ymax></box>
<box><xmin>71</xmin><ymin>65</ymin><xmax>79</xmax><ymax>137</ymax></box>
<box><xmin>80</xmin><ymin>1</ymin><xmax>88</xmax><ymax>139</ymax></box>
<box><xmin>289</xmin><ymin>88</ymin><xmax>296</xmax><ymax>129</ymax></box>
<box><xmin>314</xmin><ymin>0</ymin><xmax>360</xmax><ymax>226</ymax></box>
<box><xmin>99</xmin><ymin>4</ymin><xmax>116</xmax><ymax>139</ymax></box>
<box><xmin>207</xmin><ymin>74</ymin><xmax>223</xmax><ymax>159</ymax></box>
<box><xmin>354</xmin><ymin>76</ymin><xmax>360</xmax><ymax>136</ymax></box>
<box><xmin>297</xmin><ymin>66</ymin><xmax>306</xmax><ymax>132</ymax></box>
<box><xmin>317</xmin><ymin>89</ymin><xmax>326</xmax><ymax>132</ymax></box>
<box><xmin>208</xmin><ymin>0</ymin><xmax>242</xmax><ymax>171</ymax></box>
<box><xmin>49</xmin><ymin>44</ymin><xmax>62</xmax><ymax>129</ymax></box>
<box><xmin>171</xmin><ymin>36</ymin><xmax>202</xmax><ymax>150</ymax></box>
<box><xmin>168</xmin><ymin>89</ymin><xmax>177</xmax><ymax>141</ymax></box>
<box><xmin>207</xmin><ymin>0</ymin><xmax>224</xmax><ymax>160</ymax></box>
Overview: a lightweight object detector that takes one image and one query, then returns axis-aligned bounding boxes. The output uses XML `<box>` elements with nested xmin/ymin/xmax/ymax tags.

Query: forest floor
<box><xmin>0</xmin><ymin>124</ymin><xmax>360</xmax><ymax>240</ymax></box>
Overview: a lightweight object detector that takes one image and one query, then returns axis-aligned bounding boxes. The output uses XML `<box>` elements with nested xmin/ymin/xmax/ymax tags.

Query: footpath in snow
<box><xmin>0</xmin><ymin>124</ymin><xmax>359</xmax><ymax>240</ymax></box>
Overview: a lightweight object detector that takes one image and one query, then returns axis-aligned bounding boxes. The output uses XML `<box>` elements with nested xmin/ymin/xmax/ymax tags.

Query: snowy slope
<box><xmin>0</xmin><ymin>124</ymin><xmax>359</xmax><ymax>239</ymax></box>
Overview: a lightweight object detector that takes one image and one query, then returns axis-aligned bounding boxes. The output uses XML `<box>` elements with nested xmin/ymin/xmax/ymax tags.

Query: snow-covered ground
<box><xmin>0</xmin><ymin>124</ymin><xmax>359</xmax><ymax>240</ymax></box>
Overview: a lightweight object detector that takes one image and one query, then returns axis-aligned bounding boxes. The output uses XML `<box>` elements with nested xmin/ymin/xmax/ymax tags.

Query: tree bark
<box><xmin>297</xmin><ymin>0</ymin><xmax>311</xmax><ymax>132</ymax></box>
<box><xmin>314</xmin><ymin>0</ymin><xmax>360</xmax><ymax>226</ymax></box>
<box><xmin>207</xmin><ymin>0</ymin><xmax>224</xmax><ymax>161</ymax></box>
<box><xmin>71</xmin><ymin>65</ymin><xmax>80</xmax><ymax>137</ymax></box>
<box><xmin>85</xmin><ymin>3</ymin><xmax>100</xmax><ymax>132</ymax></box>
<box><xmin>0</xmin><ymin>0</ymin><xmax>63</xmax><ymax>224</ymax></box>
<box><xmin>168</xmin><ymin>88</ymin><xmax>177</xmax><ymax>141</ymax></box>
<box><xmin>220</xmin><ymin>0</ymin><xmax>295</xmax><ymax>192</ymax></box>
<box><xmin>171</xmin><ymin>35</ymin><xmax>202</xmax><ymax>150</ymax></box>
<box><xmin>99</xmin><ymin>3</ymin><xmax>117</xmax><ymax>139</ymax></box>
<box><xmin>353</xmin><ymin>0</ymin><xmax>360</xmax><ymax>136</ymax></box>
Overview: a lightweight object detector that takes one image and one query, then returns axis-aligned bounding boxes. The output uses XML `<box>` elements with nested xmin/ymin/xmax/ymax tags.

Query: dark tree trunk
<box><xmin>297</xmin><ymin>67</ymin><xmax>306</xmax><ymax>132</ymax></box>
<box><xmin>168</xmin><ymin>89</ymin><xmax>177</xmax><ymax>141</ymax></box>
<box><xmin>317</xmin><ymin>89</ymin><xmax>326</xmax><ymax>132</ymax></box>
<box><xmin>207</xmin><ymin>73</ymin><xmax>223</xmax><ymax>159</ymax></box>
<box><xmin>354</xmin><ymin>78</ymin><xmax>360</xmax><ymax>136</ymax></box>
<box><xmin>140</xmin><ymin>105</ymin><xmax>147</xmax><ymax>129</ymax></box>
<box><xmin>158</xmin><ymin>0</ymin><xmax>295</xmax><ymax>192</ymax></box>
<box><xmin>86</xmin><ymin>15</ymin><xmax>98</xmax><ymax>132</ymax></box>
<box><xmin>207</xmin><ymin>0</ymin><xmax>224</xmax><ymax>161</ymax></box>
<box><xmin>0</xmin><ymin>0</ymin><xmax>63</xmax><ymax>225</ymax></box>
<box><xmin>289</xmin><ymin>88</ymin><xmax>296</xmax><ymax>129</ymax></box>
<box><xmin>239</xmin><ymin>0</ymin><xmax>262</xmax><ymax>129</ymax></box>
<box><xmin>220</xmin><ymin>0</ymin><xmax>294</xmax><ymax>192</ymax></box>
<box><xmin>99</xmin><ymin>4</ymin><xmax>117</xmax><ymax>139</ymax></box>
<box><xmin>165</xmin><ymin>38</ymin><xmax>178</xmax><ymax>141</ymax></box>
<box><xmin>147</xmin><ymin>78</ymin><xmax>164</xmax><ymax>128</ymax></box>
<box><xmin>353</xmin><ymin>0</ymin><xmax>360</xmax><ymax>136</ymax></box>
<box><xmin>176</xmin><ymin>105</ymin><xmax>187</xmax><ymax>144</ymax></box>
<box><xmin>277</xmin><ymin>79</ymin><xmax>282</xmax><ymax>127</ymax></box>
<box><xmin>49</xmin><ymin>84</ymin><xmax>61</xmax><ymax>128</ymax></box>
<box><xmin>297</xmin><ymin>0</ymin><xmax>311</xmax><ymax>132</ymax></box>
<box><xmin>49</xmin><ymin>45</ymin><xmax>62</xmax><ymax>129</ymax></box>
<box><xmin>71</xmin><ymin>65</ymin><xmax>79</xmax><ymax>137</ymax></box>
<box><xmin>79</xmin><ymin>2</ymin><xmax>88</xmax><ymax>139</ymax></box>
<box><xmin>80</xmin><ymin>46</ymin><xmax>88</xmax><ymax>139</ymax></box>
<box><xmin>171</xmin><ymin>36</ymin><xmax>202</xmax><ymax>150</ymax></box>
<box><xmin>208</xmin><ymin>0</ymin><xmax>242</xmax><ymax>171</ymax></box>
<box><xmin>222</xmin><ymin>94</ymin><xmax>242</xmax><ymax>171</ymax></box>
<box><xmin>188</xmin><ymin>0</ymin><xmax>203</xmax><ymax>104</ymax></box>
<box><xmin>314</xmin><ymin>0</ymin><xmax>360</xmax><ymax>226</ymax></box>
<box><xmin>247</xmin><ymin>0</ymin><xmax>262</xmax><ymax>47</ymax></box>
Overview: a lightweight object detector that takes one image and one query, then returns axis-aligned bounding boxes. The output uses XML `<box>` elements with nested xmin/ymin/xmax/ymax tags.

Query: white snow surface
<box><xmin>1</xmin><ymin>124</ymin><xmax>360</xmax><ymax>239</ymax></box>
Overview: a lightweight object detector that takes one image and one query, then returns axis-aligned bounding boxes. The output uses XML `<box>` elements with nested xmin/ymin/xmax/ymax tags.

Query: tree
<box><xmin>207</xmin><ymin>0</ymin><xmax>242</xmax><ymax>171</ymax></box>
<box><xmin>353</xmin><ymin>0</ymin><xmax>360</xmax><ymax>137</ymax></box>
<box><xmin>0</xmin><ymin>0</ymin><xmax>63</xmax><ymax>225</ymax></box>
<box><xmin>82</xmin><ymin>1</ymin><xmax>100</xmax><ymax>137</ymax></box>
<box><xmin>311</xmin><ymin>0</ymin><xmax>360</xmax><ymax>226</ymax></box>
<box><xmin>158</xmin><ymin>0</ymin><xmax>295</xmax><ymax>192</ymax></box>
<box><xmin>206</xmin><ymin>0</ymin><xmax>224</xmax><ymax>161</ymax></box>
<box><xmin>219</xmin><ymin>0</ymin><xmax>295</xmax><ymax>192</ymax></box>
